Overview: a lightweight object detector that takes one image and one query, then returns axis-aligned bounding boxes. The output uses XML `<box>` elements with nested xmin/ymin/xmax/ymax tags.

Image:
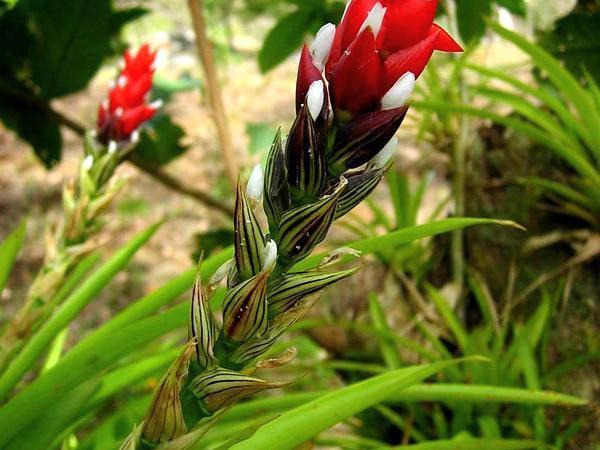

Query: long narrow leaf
<box><xmin>0</xmin><ymin>222</ymin><xmax>162</xmax><ymax>401</ymax></box>
<box><xmin>391</xmin><ymin>438</ymin><xmax>542</xmax><ymax>449</ymax></box>
<box><xmin>296</xmin><ymin>218</ymin><xmax>523</xmax><ymax>271</ymax></box>
<box><xmin>0</xmin><ymin>219</ymin><xmax>27</xmax><ymax>296</ymax></box>
<box><xmin>369</xmin><ymin>293</ymin><xmax>402</xmax><ymax>369</ymax></box>
<box><xmin>0</xmin><ymin>219</ymin><xmax>517</xmax><ymax>442</ymax></box>
<box><xmin>221</xmin><ymin>383</ymin><xmax>584</xmax><ymax>425</ymax></box>
<box><xmin>426</xmin><ymin>284</ymin><xmax>469</xmax><ymax>352</ymax></box>
<box><xmin>414</xmin><ymin>101</ymin><xmax>600</xmax><ymax>191</ymax></box>
<box><xmin>465</xmin><ymin>63</ymin><xmax>592</xmax><ymax>147</ymax></box>
<box><xmin>487</xmin><ymin>21</ymin><xmax>600</xmax><ymax>158</ymax></box>
<box><xmin>229</xmin><ymin>359</ymin><xmax>480</xmax><ymax>450</ymax></box>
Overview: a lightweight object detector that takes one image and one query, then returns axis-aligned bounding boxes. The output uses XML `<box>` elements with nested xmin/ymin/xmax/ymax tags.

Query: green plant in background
<box><xmin>355</xmin><ymin>278</ymin><xmax>591</xmax><ymax>448</ymax></box>
<box><xmin>0</xmin><ymin>46</ymin><xmax>162</xmax><ymax>378</ymax></box>
<box><xmin>267</xmin><ymin>283</ymin><xmax>590</xmax><ymax>448</ymax></box>
<box><xmin>0</xmin><ymin>1</ymin><xmax>596</xmax><ymax>449</ymax></box>
<box><xmin>419</xmin><ymin>23</ymin><xmax>600</xmax><ymax>228</ymax></box>
<box><xmin>536</xmin><ymin>1</ymin><xmax>600</xmax><ymax>84</ymax></box>
<box><xmin>0</xmin><ymin>0</ymin><xmax>187</xmax><ymax>168</ymax></box>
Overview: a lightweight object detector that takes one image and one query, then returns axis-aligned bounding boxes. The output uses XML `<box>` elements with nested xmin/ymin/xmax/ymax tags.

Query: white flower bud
<box><xmin>130</xmin><ymin>130</ymin><xmax>140</xmax><ymax>144</ymax></box>
<box><xmin>108</xmin><ymin>140</ymin><xmax>118</xmax><ymax>154</ymax></box>
<box><xmin>381</xmin><ymin>72</ymin><xmax>416</xmax><ymax>110</ymax></box>
<box><xmin>306</xmin><ymin>80</ymin><xmax>325</xmax><ymax>121</ymax></box>
<box><xmin>371</xmin><ymin>136</ymin><xmax>397</xmax><ymax>169</ymax></box>
<box><xmin>149</xmin><ymin>99</ymin><xmax>163</xmax><ymax>110</ymax></box>
<box><xmin>359</xmin><ymin>2</ymin><xmax>387</xmax><ymax>39</ymax></box>
<box><xmin>310</xmin><ymin>23</ymin><xmax>336</xmax><ymax>70</ymax></box>
<box><xmin>246</xmin><ymin>164</ymin><xmax>264</xmax><ymax>203</ymax></box>
<box><xmin>82</xmin><ymin>155</ymin><xmax>94</xmax><ymax>171</ymax></box>
<box><xmin>262</xmin><ymin>240</ymin><xmax>278</xmax><ymax>271</ymax></box>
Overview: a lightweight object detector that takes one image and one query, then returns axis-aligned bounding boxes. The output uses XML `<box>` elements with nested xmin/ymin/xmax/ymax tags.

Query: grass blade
<box><xmin>0</xmin><ymin>222</ymin><xmax>162</xmax><ymax>429</ymax></box>
<box><xmin>296</xmin><ymin>218</ymin><xmax>523</xmax><ymax>271</ymax></box>
<box><xmin>230</xmin><ymin>359</ymin><xmax>481</xmax><ymax>450</ymax></box>
<box><xmin>390</xmin><ymin>438</ymin><xmax>543</xmax><ymax>449</ymax></box>
<box><xmin>413</xmin><ymin>101</ymin><xmax>600</xmax><ymax>190</ymax></box>
<box><xmin>425</xmin><ymin>284</ymin><xmax>469</xmax><ymax>352</ymax></box>
<box><xmin>369</xmin><ymin>292</ymin><xmax>402</xmax><ymax>369</ymax></box>
<box><xmin>487</xmin><ymin>21</ymin><xmax>600</xmax><ymax>157</ymax></box>
<box><xmin>0</xmin><ymin>219</ymin><xmax>27</xmax><ymax>296</ymax></box>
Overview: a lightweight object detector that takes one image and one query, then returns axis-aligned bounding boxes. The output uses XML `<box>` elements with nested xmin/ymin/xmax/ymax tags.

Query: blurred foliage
<box><xmin>0</xmin><ymin>0</ymin><xmax>186</xmax><ymax>169</ymax></box>
<box><xmin>0</xmin><ymin>0</ymin><xmax>136</xmax><ymax>166</ymax></box>
<box><xmin>245</xmin><ymin>122</ymin><xmax>280</xmax><ymax>158</ymax></box>
<box><xmin>537</xmin><ymin>10</ymin><xmax>600</xmax><ymax>83</ymax></box>
<box><xmin>130</xmin><ymin>114</ymin><xmax>187</xmax><ymax>166</ymax></box>
<box><xmin>258</xmin><ymin>0</ymin><xmax>345</xmax><ymax>72</ymax></box>
<box><xmin>454</xmin><ymin>0</ymin><xmax>525</xmax><ymax>43</ymax></box>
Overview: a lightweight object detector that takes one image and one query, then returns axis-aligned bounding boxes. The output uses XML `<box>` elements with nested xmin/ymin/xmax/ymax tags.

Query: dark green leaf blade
<box><xmin>259</xmin><ymin>9</ymin><xmax>315</xmax><ymax>73</ymax></box>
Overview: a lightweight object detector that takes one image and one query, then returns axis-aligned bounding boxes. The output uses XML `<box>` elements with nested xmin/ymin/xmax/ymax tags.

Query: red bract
<box><xmin>322</xmin><ymin>0</ymin><xmax>461</xmax><ymax>116</ymax></box>
<box><xmin>96</xmin><ymin>44</ymin><xmax>160</xmax><ymax>145</ymax></box>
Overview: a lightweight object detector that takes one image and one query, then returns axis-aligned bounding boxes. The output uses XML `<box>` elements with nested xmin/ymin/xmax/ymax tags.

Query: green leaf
<box><xmin>259</xmin><ymin>8</ymin><xmax>316</xmax><ymax>73</ymax></box>
<box><xmin>465</xmin><ymin>62</ymin><xmax>597</xmax><ymax>154</ymax></box>
<box><xmin>132</xmin><ymin>114</ymin><xmax>187</xmax><ymax>166</ymax></box>
<box><xmin>229</xmin><ymin>359</ymin><xmax>478</xmax><ymax>450</ymax></box>
<box><xmin>0</xmin><ymin>221</ymin><xmax>162</xmax><ymax>403</ymax></box>
<box><xmin>456</xmin><ymin>0</ymin><xmax>492</xmax><ymax>43</ymax></box>
<box><xmin>0</xmin><ymin>251</ymin><xmax>231</xmax><ymax>446</ymax></box>
<box><xmin>537</xmin><ymin>12</ymin><xmax>600</xmax><ymax>84</ymax></box>
<box><xmin>109</xmin><ymin>6</ymin><xmax>148</xmax><ymax>35</ymax></box>
<box><xmin>495</xmin><ymin>0</ymin><xmax>526</xmax><ymax>16</ymax></box>
<box><xmin>487</xmin><ymin>21</ymin><xmax>600</xmax><ymax>157</ymax></box>
<box><xmin>25</xmin><ymin>0</ymin><xmax>112</xmax><ymax>99</ymax></box>
<box><xmin>221</xmin><ymin>382</ymin><xmax>585</xmax><ymax>425</ymax></box>
<box><xmin>295</xmin><ymin>218</ymin><xmax>524</xmax><ymax>270</ymax></box>
<box><xmin>0</xmin><ymin>98</ymin><xmax>62</xmax><ymax>168</ymax></box>
<box><xmin>78</xmin><ymin>396</ymin><xmax>149</xmax><ymax>450</ymax></box>
<box><xmin>369</xmin><ymin>293</ymin><xmax>402</xmax><ymax>369</ymax></box>
<box><xmin>387</xmin><ymin>383</ymin><xmax>586</xmax><ymax>406</ymax></box>
<box><xmin>426</xmin><ymin>284</ymin><xmax>470</xmax><ymax>352</ymax></box>
<box><xmin>4</xmin><ymin>381</ymin><xmax>100</xmax><ymax>450</ymax></box>
<box><xmin>413</xmin><ymin>100</ymin><xmax>600</xmax><ymax>190</ymax></box>
<box><xmin>0</xmin><ymin>219</ymin><xmax>518</xmax><ymax>442</ymax></box>
<box><xmin>0</xmin><ymin>218</ymin><xmax>26</xmax><ymax>296</ymax></box>
<box><xmin>246</xmin><ymin>122</ymin><xmax>279</xmax><ymax>157</ymax></box>
<box><xmin>152</xmin><ymin>74</ymin><xmax>201</xmax><ymax>103</ymax></box>
<box><xmin>392</xmin><ymin>438</ymin><xmax>542</xmax><ymax>449</ymax></box>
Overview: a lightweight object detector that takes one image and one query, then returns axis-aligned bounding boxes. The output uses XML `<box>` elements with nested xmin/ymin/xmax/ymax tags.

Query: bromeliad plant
<box><xmin>0</xmin><ymin>45</ymin><xmax>161</xmax><ymax>374</ymax></box>
<box><xmin>122</xmin><ymin>1</ymin><xmax>463</xmax><ymax>448</ymax></box>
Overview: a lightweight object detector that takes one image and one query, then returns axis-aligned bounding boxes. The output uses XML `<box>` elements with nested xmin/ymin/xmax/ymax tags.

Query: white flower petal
<box><xmin>310</xmin><ymin>23</ymin><xmax>336</xmax><ymax>70</ymax></box>
<box><xmin>246</xmin><ymin>164</ymin><xmax>264</xmax><ymax>203</ymax></box>
<box><xmin>130</xmin><ymin>130</ymin><xmax>140</xmax><ymax>145</ymax></box>
<box><xmin>359</xmin><ymin>3</ymin><xmax>387</xmax><ymax>39</ymax></box>
<box><xmin>150</xmin><ymin>99</ymin><xmax>163</xmax><ymax>110</ymax></box>
<box><xmin>262</xmin><ymin>240</ymin><xmax>278</xmax><ymax>271</ymax></box>
<box><xmin>371</xmin><ymin>136</ymin><xmax>398</xmax><ymax>169</ymax></box>
<box><xmin>306</xmin><ymin>80</ymin><xmax>325</xmax><ymax>121</ymax></box>
<box><xmin>108</xmin><ymin>140</ymin><xmax>118</xmax><ymax>154</ymax></box>
<box><xmin>82</xmin><ymin>155</ymin><xmax>94</xmax><ymax>171</ymax></box>
<box><xmin>381</xmin><ymin>72</ymin><xmax>416</xmax><ymax>110</ymax></box>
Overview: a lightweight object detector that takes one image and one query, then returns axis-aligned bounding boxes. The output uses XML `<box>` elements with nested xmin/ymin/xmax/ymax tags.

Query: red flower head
<box><xmin>298</xmin><ymin>0</ymin><xmax>462</xmax><ymax>117</ymax></box>
<box><xmin>96</xmin><ymin>44</ymin><xmax>161</xmax><ymax>146</ymax></box>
